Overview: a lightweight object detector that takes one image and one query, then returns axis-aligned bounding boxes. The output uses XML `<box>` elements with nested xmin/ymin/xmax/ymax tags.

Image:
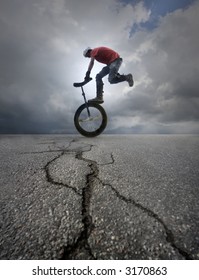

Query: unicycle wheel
<box><xmin>74</xmin><ymin>103</ymin><xmax>107</xmax><ymax>137</ymax></box>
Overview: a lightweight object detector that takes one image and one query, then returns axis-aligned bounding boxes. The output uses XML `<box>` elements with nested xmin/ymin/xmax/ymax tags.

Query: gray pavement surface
<box><xmin>0</xmin><ymin>134</ymin><xmax>199</xmax><ymax>260</ymax></box>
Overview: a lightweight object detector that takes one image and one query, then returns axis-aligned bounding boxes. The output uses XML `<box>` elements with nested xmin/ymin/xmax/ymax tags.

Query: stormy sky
<box><xmin>0</xmin><ymin>0</ymin><xmax>199</xmax><ymax>134</ymax></box>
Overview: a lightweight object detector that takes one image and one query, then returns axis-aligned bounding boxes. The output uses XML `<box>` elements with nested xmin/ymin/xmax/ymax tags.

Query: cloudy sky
<box><xmin>0</xmin><ymin>0</ymin><xmax>199</xmax><ymax>134</ymax></box>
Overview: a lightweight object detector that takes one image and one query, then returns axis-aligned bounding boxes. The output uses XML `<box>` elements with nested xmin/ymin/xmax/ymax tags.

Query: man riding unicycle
<box><xmin>83</xmin><ymin>46</ymin><xmax>134</xmax><ymax>104</ymax></box>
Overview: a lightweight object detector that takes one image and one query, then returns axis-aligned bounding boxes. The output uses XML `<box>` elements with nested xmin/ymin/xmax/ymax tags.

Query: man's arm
<box><xmin>85</xmin><ymin>57</ymin><xmax>94</xmax><ymax>80</ymax></box>
<box><xmin>88</xmin><ymin>57</ymin><xmax>94</xmax><ymax>72</ymax></box>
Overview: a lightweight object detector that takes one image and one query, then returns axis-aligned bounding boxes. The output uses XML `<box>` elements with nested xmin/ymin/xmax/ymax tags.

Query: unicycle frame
<box><xmin>73</xmin><ymin>77</ymin><xmax>92</xmax><ymax>110</ymax></box>
<box><xmin>80</xmin><ymin>85</ymin><xmax>91</xmax><ymax>117</ymax></box>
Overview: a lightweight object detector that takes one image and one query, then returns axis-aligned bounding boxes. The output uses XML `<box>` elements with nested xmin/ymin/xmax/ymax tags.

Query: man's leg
<box><xmin>89</xmin><ymin>66</ymin><xmax>109</xmax><ymax>103</ymax></box>
<box><xmin>108</xmin><ymin>58</ymin><xmax>134</xmax><ymax>87</ymax></box>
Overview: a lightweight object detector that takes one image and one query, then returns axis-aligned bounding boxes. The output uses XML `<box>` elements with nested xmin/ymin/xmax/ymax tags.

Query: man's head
<box><xmin>83</xmin><ymin>47</ymin><xmax>92</xmax><ymax>57</ymax></box>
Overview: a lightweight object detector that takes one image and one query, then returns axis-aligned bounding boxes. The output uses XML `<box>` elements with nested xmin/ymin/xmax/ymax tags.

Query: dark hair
<box><xmin>87</xmin><ymin>49</ymin><xmax>92</xmax><ymax>55</ymax></box>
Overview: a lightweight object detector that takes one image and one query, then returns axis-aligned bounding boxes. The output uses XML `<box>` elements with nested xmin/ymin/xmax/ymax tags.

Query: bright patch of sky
<box><xmin>122</xmin><ymin>0</ymin><xmax>197</xmax><ymax>33</ymax></box>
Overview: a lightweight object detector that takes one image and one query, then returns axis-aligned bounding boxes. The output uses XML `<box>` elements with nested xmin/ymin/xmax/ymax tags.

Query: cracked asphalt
<box><xmin>0</xmin><ymin>134</ymin><xmax>199</xmax><ymax>260</ymax></box>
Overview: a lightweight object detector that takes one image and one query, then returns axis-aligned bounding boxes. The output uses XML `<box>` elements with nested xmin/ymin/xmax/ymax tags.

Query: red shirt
<box><xmin>90</xmin><ymin>47</ymin><xmax>120</xmax><ymax>65</ymax></box>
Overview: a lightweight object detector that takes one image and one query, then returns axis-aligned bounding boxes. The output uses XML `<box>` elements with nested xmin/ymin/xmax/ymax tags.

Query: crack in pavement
<box><xmin>44</xmin><ymin>150</ymin><xmax>81</xmax><ymax>196</ymax></box>
<box><xmin>22</xmin><ymin>139</ymin><xmax>81</xmax><ymax>196</ymax></box>
<box><xmin>28</xmin><ymin>139</ymin><xmax>96</xmax><ymax>259</ymax></box>
<box><xmin>84</xmin><ymin>150</ymin><xmax>192</xmax><ymax>260</ymax></box>
<box><xmin>51</xmin><ymin>142</ymin><xmax>192</xmax><ymax>260</ymax></box>
<box><xmin>98</xmin><ymin>152</ymin><xmax>115</xmax><ymax>166</ymax></box>
<box><xmin>26</xmin><ymin>138</ymin><xmax>193</xmax><ymax>260</ymax></box>
<box><xmin>60</xmin><ymin>145</ymin><xmax>97</xmax><ymax>260</ymax></box>
<box><xmin>97</xmin><ymin>179</ymin><xmax>192</xmax><ymax>260</ymax></box>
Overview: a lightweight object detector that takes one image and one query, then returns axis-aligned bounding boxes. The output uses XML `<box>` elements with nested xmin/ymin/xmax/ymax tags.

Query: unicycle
<box><xmin>73</xmin><ymin>78</ymin><xmax>107</xmax><ymax>137</ymax></box>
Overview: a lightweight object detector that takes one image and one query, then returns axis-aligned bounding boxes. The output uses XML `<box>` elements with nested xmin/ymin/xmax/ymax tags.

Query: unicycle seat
<box><xmin>73</xmin><ymin>77</ymin><xmax>92</xmax><ymax>87</ymax></box>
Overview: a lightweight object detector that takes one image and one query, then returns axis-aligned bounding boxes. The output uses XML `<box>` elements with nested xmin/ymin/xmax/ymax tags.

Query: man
<box><xmin>83</xmin><ymin>46</ymin><xmax>134</xmax><ymax>104</ymax></box>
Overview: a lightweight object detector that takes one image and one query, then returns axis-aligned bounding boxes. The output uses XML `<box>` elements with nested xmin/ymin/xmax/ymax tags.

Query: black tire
<box><xmin>74</xmin><ymin>103</ymin><xmax>107</xmax><ymax>137</ymax></box>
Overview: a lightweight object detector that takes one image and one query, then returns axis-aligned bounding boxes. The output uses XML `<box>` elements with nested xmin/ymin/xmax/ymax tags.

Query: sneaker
<box><xmin>126</xmin><ymin>74</ymin><xmax>134</xmax><ymax>87</ymax></box>
<box><xmin>88</xmin><ymin>97</ymin><xmax>104</xmax><ymax>104</ymax></box>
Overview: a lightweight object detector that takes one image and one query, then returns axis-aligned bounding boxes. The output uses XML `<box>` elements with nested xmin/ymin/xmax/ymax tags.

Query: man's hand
<box><xmin>85</xmin><ymin>70</ymin><xmax>90</xmax><ymax>80</ymax></box>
